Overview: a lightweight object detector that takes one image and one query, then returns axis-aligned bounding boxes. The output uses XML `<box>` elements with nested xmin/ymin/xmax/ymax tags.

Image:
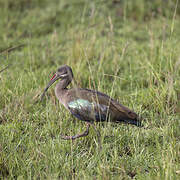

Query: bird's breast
<box><xmin>55</xmin><ymin>88</ymin><xmax>68</xmax><ymax>108</ymax></box>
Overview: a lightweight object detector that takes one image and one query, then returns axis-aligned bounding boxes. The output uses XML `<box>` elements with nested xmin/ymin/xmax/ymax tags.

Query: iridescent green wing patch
<box><xmin>68</xmin><ymin>99</ymin><xmax>92</xmax><ymax>109</ymax></box>
<box><xmin>68</xmin><ymin>99</ymin><xmax>109</xmax><ymax>121</ymax></box>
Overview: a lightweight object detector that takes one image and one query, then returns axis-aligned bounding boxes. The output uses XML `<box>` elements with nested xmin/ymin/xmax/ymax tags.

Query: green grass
<box><xmin>0</xmin><ymin>0</ymin><xmax>180</xmax><ymax>179</ymax></box>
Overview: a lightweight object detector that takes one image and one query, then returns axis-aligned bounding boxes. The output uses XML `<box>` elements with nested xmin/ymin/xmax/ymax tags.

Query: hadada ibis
<box><xmin>41</xmin><ymin>65</ymin><xmax>141</xmax><ymax>140</ymax></box>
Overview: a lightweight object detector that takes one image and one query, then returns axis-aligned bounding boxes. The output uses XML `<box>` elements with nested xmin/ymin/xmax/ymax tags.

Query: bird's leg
<box><xmin>61</xmin><ymin>123</ymin><xmax>90</xmax><ymax>140</ymax></box>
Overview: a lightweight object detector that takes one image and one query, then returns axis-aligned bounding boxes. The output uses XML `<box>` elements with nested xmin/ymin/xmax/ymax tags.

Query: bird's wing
<box><xmin>87</xmin><ymin>89</ymin><xmax>138</xmax><ymax>121</ymax></box>
<box><xmin>67</xmin><ymin>88</ymin><xmax>138</xmax><ymax>122</ymax></box>
<box><xmin>67</xmin><ymin>98</ymin><xmax>109</xmax><ymax>122</ymax></box>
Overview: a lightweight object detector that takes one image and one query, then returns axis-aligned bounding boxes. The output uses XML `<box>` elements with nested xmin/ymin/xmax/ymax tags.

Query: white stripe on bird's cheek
<box><xmin>61</xmin><ymin>73</ymin><xmax>68</xmax><ymax>77</ymax></box>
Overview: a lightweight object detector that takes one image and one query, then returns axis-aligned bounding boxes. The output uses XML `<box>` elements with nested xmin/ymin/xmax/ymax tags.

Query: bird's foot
<box><xmin>61</xmin><ymin>123</ymin><xmax>90</xmax><ymax>140</ymax></box>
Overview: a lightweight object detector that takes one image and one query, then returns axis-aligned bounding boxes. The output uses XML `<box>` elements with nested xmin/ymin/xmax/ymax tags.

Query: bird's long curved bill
<box><xmin>40</xmin><ymin>74</ymin><xmax>58</xmax><ymax>101</ymax></box>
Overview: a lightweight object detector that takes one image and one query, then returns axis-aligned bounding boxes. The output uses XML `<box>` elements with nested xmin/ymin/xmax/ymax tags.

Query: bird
<box><xmin>40</xmin><ymin>65</ymin><xmax>141</xmax><ymax>140</ymax></box>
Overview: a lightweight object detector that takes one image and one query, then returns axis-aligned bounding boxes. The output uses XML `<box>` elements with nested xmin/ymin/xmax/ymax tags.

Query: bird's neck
<box><xmin>56</xmin><ymin>78</ymin><xmax>71</xmax><ymax>90</ymax></box>
<box><xmin>55</xmin><ymin>78</ymin><xmax>71</xmax><ymax>99</ymax></box>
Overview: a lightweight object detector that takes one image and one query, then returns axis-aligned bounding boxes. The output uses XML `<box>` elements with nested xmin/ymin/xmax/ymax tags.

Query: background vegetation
<box><xmin>0</xmin><ymin>0</ymin><xmax>180</xmax><ymax>179</ymax></box>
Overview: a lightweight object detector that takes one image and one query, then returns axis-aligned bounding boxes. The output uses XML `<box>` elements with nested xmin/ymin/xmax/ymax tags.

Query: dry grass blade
<box><xmin>0</xmin><ymin>44</ymin><xmax>25</xmax><ymax>54</ymax></box>
<box><xmin>0</xmin><ymin>65</ymin><xmax>11</xmax><ymax>73</ymax></box>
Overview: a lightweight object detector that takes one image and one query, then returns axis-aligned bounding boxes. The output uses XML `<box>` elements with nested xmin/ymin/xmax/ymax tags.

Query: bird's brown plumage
<box><xmin>59</xmin><ymin>88</ymin><xmax>139</xmax><ymax>125</ymax></box>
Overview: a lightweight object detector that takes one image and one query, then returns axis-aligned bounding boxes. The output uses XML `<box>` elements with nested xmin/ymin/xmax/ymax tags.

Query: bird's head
<box><xmin>40</xmin><ymin>65</ymin><xmax>73</xmax><ymax>101</ymax></box>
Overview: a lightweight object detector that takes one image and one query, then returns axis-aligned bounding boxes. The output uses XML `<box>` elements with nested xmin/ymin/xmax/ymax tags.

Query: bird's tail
<box><xmin>117</xmin><ymin>118</ymin><xmax>142</xmax><ymax>127</ymax></box>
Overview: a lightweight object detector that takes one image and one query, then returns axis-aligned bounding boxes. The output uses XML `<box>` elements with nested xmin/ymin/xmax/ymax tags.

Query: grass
<box><xmin>0</xmin><ymin>0</ymin><xmax>180</xmax><ymax>179</ymax></box>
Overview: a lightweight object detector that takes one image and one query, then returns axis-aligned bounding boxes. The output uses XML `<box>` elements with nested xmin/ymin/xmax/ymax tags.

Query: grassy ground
<box><xmin>0</xmin><ymin>0</ymin><xmax>180</xmax><ymax>179</ymax></box>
